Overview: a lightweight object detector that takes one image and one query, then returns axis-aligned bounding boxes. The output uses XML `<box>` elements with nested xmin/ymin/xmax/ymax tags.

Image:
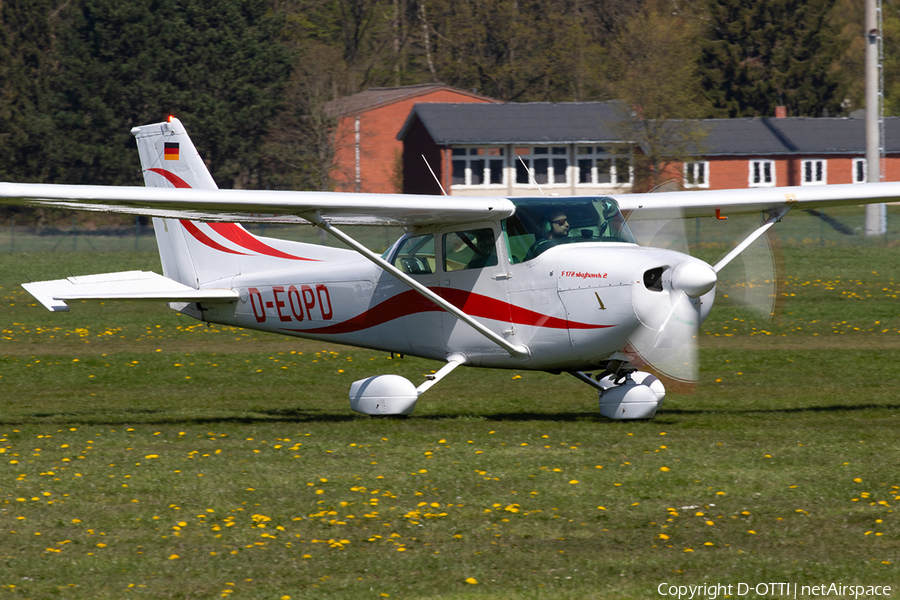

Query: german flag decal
<box><xmin>164</xmin><ymin>142</ymin><xmax>180</xmax><ymax>161</ymax></box>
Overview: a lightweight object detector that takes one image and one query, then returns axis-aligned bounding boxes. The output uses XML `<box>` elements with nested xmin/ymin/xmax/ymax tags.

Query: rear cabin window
<box><xmin>393</xmin><ymin>234</ymin><xmax>436</xmax><ymax>274</ymax></box>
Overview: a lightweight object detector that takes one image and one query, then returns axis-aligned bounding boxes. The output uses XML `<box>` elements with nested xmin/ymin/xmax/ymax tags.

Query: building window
<box><xmin>575</xmin><ymin>146</ymin><xmax>631</xmax><ymax>186</ymax></box>
<box><xmin>684</xmin><ymin>161</ymin><xmax>709</xmax><ymax>188</ymax></box>
<box><xmin>749</xmin><ymin>160</ymin><xmax>775</xmax><ymax>187</ymax></box>
<box><xmin>853</xmin><ymin>158</ymin><xmax>867</xmax><ymax>183</ymax></box>
<box><xmin>515</xmin><ymin>146</ymin><xmax>568</xmax><ymax>186</ymax></box>
<box><xmin>801</xmin><ymin>159</ymin><xmax>826</xmax><ymax>185</ymax></box>
<box><xmin>451</xmin><ymin>147</ymin><xmax>505</xmax><ymax>187</ymax></box>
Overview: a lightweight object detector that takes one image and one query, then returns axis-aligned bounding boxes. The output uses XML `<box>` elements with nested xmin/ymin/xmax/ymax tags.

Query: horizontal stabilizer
<box><xmin>22</xmin><ymin>270</ymin><xmax>238</xmax><ymax>312</ymax></box>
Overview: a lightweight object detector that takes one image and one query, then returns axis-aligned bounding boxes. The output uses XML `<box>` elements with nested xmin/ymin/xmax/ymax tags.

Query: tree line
<box><xmin>0</xmin><ymin>0</ymin><xmax>895</xmax><ymax>202</ymax></box>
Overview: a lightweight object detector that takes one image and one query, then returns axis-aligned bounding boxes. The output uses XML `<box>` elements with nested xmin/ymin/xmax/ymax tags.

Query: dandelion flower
<box><xmin>465</xmin><ymin>578</ymin><xmax>478</xmax><ymax>584</ymax></box>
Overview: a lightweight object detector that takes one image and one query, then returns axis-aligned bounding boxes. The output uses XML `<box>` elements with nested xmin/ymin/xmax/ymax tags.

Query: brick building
<box><xmin>680</xmin><ymin>117</ymin><xmax>900</xmax><ymax>190</ymax></box>
<box><xmin>398</xmin><ymin>102</ymin><xmax>635</xmax><ymax>196</ymax></box>
<box><xmin>325</xmin><ymin>84</ymin><xmax>495</xmax><ymax>194</ymax></box>
<box><xmin>396</xmin><ymin>102</ymin><xmax>900</xmax><ymax>195</ymax></box>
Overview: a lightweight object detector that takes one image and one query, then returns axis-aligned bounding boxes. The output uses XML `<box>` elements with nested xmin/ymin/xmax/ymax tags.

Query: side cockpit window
<box><xmin>443</xmin><ymin>228</ymin><xmax>498</xmax><ymax>272</ymax></box>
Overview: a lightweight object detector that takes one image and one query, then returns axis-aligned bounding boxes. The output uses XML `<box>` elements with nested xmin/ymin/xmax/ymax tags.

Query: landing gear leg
<box><xmin>349</xmin><ymin>353</ymin><xmax>466</xmax><ymax>416</ymax></box>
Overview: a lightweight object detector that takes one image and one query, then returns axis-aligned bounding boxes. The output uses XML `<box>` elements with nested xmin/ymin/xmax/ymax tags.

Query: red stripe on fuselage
<box><xmin>280</xmin><ymin>288</ymin><xmax>613</xmax><ymax>335</ymax></box>
<box><xmin>146</xmin><ymin>167</ymin><xmax>316</xmax><ymax>262</ymax></box>
<box><xmin>208</xmin><ymin>222</ymin><xmax>318</xmax><ymax>262</ymax></box>
<box><xmin>180</xmin><ymin>220</ymin><xmax>249</xmax><ymax>255</ymax></box>
<box><xmin>147</xmin><ymin>167</ymin><xmax>191</xmax><ymax>188</ymax></box>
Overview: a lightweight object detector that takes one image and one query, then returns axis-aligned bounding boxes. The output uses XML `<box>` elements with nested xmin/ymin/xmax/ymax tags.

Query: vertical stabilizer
<box><xmin>132</xmin><ymin>118</ymin><xmax>347</xmax><ymax>290</ymax></box>
<box><xmin>132</xmin><ymin>117</ymin><xmax>214</xmax><ymax>287</ymax></box>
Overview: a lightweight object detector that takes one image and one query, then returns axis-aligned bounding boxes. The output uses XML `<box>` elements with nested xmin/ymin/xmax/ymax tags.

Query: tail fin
<box><xmin>132</xmin><ymin>117</ymin><xmax>214</xmax><ymax>287</ymax></box>
<box><xmin>132</xmin><ymin>117</ymin><xmax>337</xmax><ymax>288</ymax></box>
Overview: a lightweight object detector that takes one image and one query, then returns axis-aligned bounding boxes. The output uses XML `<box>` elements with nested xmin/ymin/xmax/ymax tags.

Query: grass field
<box><xmin>1</xmin><ymin>210</ymin><xmax>899</xmax><ymax>598</ymax></box>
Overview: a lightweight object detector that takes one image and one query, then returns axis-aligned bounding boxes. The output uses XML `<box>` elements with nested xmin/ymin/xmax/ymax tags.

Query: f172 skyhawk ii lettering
<box><xmin>3</xmin><ymin>117</ymin><xmax>900</xmax><ymax>419</ymax></box>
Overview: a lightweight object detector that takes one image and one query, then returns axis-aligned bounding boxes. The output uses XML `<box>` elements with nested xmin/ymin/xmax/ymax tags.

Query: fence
<box><xmin>1</xmin><ymin>207</ymin><xmax>896</xmax><ymax>254</ymax></box>
<box><xmin>0</xmin><ymin>217</ymin><xmax>403</xmax><ymax>254</ymax></box>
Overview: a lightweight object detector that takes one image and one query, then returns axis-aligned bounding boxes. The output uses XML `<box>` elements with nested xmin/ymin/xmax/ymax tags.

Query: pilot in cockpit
<box><xmin>545</xmin><ymin>209</ymin><xmax>570</xmax><ymax>241</ymax></box>
<box><xmin>526</xmin><ymin>208</ymin><xmax>571</xmax><ymax>259</ymax></box>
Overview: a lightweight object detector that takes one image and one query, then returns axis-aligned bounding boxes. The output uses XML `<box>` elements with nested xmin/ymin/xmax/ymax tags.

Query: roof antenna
<box><xmin>421</xmin><ymin>155</ymin><xmax>448</xmax><ymax>196</ymax></box>
<box><xmin>517</xmin><ymin>156</ymin><xmax>545</xmax><ymax>196</ymax></box>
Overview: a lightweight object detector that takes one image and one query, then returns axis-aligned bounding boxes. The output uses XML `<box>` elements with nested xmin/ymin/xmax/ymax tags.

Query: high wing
<box><xmin>0</xmin><ymin>182</ymin><xmax>514</xmax><ymax>227</ymax></box>
<box><xmin>3</xmin><ymin>180</ymin><xmax>900</xmax><ymax>226</ymax></box>
<box><xmin>612</xmin><ymin>182</ymin><xmax>900</xmax><ymax>221</ymax></box>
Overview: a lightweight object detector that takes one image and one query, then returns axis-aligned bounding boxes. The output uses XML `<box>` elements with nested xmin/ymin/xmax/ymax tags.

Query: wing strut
<box><xmin>712</xmin><ymin>206</ymin><xmax>791</xmax><ymax>273</ymax></box>
<box><xmin>308</xmin><ymin>215</ymin><xmax>530</xmax><ymax>360</ymax></box>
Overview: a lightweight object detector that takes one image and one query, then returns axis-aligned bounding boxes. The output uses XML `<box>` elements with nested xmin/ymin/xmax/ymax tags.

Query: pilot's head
<box><xmin>547</xmin><ymin>209</ymin><xmax>570</xmax><ymax>239</ymax></box>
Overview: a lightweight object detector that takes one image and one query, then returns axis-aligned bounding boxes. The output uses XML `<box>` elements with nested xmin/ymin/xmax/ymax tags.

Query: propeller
<box><xmin>624</xmin><ymin>257</ymin><xmax>717</xmax><ymax>386</ymax></box>
<box><xmin>712</xmin><ymin>214</ymin><xmax>785</xmax><ymax>321</ymax></box>
<box><xmin>624</xmin><ymin>208</ymin><xmax>782</xmax><ymax>388</ymax></box>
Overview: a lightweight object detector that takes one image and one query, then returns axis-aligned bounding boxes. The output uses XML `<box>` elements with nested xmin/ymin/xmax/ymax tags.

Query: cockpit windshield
<box><xmin>501</xmin><ymin>197</ymin><xmax>636</xmax><ymax>263</ymax></box>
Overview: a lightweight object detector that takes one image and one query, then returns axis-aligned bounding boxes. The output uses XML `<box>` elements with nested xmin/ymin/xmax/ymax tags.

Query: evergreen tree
<box><xmin>699</xmin><ymin>0</ymin><xmax>849</xmax><ymax>117</ymax></box>
<box><xmin>52</xmin><ymin>0</ymin><xmax>293</xmax><ymax>187</ymax></box>
<box><xmin>0</xmin><ymin>0</ymin><xmax>63</xmax><ymax>183</ymax></box>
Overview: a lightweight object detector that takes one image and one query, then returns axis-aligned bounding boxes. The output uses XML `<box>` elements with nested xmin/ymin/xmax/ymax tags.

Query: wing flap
<box><xmin>22</xmin><ymin>270</ymin><xmax>238</xmax><ymax>312</ymax></box>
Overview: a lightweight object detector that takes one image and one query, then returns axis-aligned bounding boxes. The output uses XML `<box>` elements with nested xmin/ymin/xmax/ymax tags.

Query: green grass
<box><xmin>1</xmin><ymin>215</ymin><xmax>900</xmax><ymax>598</ymax></box>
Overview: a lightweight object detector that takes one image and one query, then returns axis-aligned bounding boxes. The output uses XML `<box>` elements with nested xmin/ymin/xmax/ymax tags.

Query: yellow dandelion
<box><xmin>660</xmin><ymin>466</ymin><xmax>670</xmax><ymax>472</ymax></box>
<box><xmin>168</xmin><ymin>554</ymin><xmax>179</xmax><ymax>559</ymax></box>
<box><xmin>465</xmin><ymin>577</ymin><xmax>478</xmax><ymax>584</ymax></box>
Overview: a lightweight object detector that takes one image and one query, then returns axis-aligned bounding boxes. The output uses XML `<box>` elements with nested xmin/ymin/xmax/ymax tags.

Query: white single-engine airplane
<box><xmin>2</xmin><ymin>117</ymin><xmax>899</xmax><ymax>419</ymax></box>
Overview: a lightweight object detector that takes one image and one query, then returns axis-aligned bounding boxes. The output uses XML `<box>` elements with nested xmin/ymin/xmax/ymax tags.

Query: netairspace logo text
<box><xmin>657</xmin><ymin>582</ymin><xmax>893</xmax><ymax>599</ymax></box>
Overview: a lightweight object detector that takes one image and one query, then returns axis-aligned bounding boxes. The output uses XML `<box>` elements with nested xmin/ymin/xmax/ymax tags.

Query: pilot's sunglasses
<box><xmin>551</xmin><ymin>218</ymin><xmax>568</xmax><ymax>226</ymax></box>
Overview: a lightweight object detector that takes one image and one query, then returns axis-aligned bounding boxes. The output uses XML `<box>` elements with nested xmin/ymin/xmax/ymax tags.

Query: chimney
<box><xmin>775</xmin><ymin>106</ymin><xmax>787</xmax><ymax>118</ymax></box>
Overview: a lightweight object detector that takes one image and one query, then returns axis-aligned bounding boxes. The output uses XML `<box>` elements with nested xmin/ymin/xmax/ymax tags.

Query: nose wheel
<box><xmin>571</xmin><ymin>363</ymin><xmax>665</xmax><ymax>420</ymax></box>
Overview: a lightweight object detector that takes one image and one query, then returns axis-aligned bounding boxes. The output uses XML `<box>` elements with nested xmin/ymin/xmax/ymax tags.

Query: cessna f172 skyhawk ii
<box><xmin>2</xmin><ymin>117</ymin><xmax>900</xmax><ymax>419</ymax></box>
